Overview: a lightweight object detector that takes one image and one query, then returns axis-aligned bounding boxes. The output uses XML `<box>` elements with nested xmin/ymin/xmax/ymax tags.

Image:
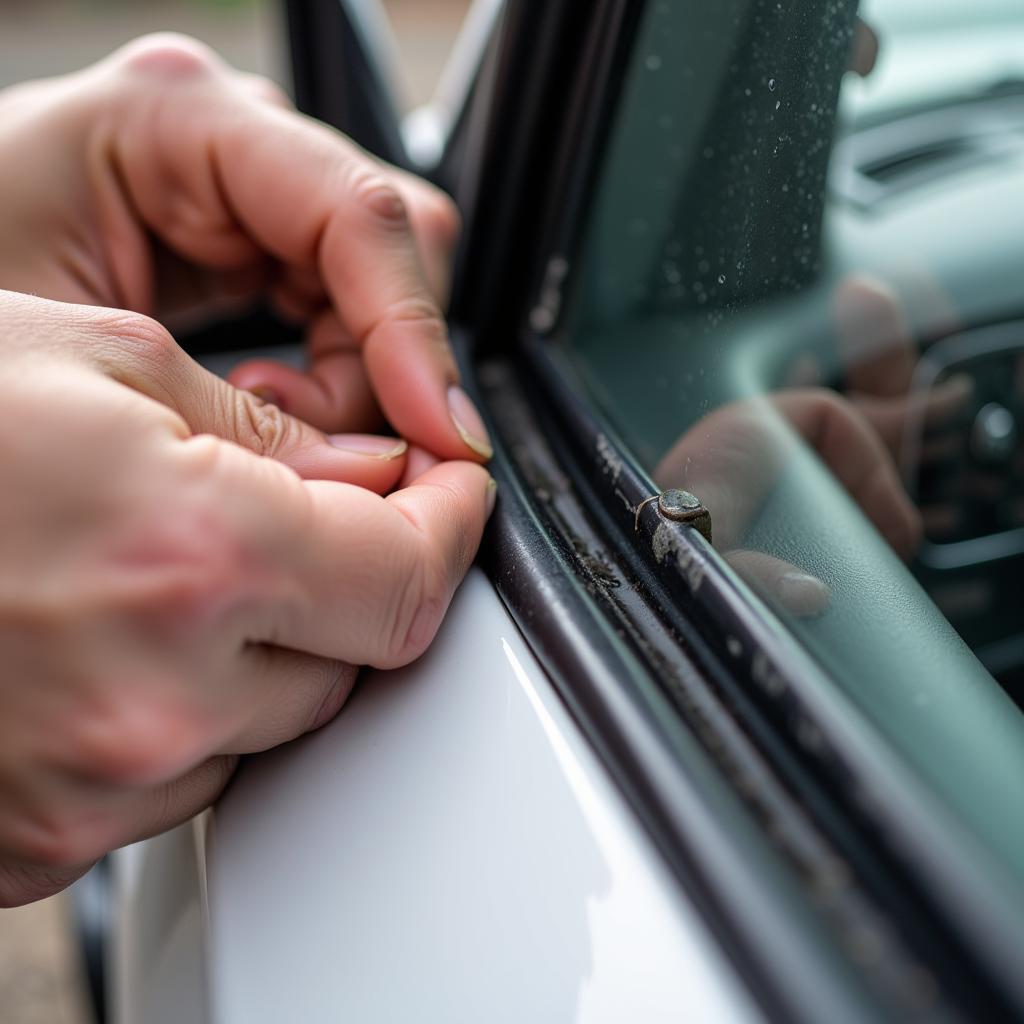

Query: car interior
<box><xmin>552</xmin><ymin>0</ymin><xmax>1024</xmax><ymax>885</ymax></box>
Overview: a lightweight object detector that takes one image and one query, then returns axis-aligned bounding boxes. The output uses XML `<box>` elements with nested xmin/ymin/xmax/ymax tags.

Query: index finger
<box><xmin>216</xmin><ymin>112</ymin><xmax>491</xmax><ymax>458</ymax></box>
<box><xmin>107</xmin><ymin>46</ymin><xmax>491</xmax><ymax>462</ymax></box>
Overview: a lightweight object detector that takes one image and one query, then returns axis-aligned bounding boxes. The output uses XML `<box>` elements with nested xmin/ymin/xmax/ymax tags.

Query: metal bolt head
<box><xmin>658</xmin><ymin>489</ymin><xmax>703</xmax><ymax>519</ymax></box>
<box><xmin>658</xmin><ymin>489</ymin><xmax>712</xmax><ymax>544</ymax></box>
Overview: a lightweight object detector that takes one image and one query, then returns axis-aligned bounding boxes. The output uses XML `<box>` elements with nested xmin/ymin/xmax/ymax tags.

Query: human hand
<box><xmin>0</xmin><ymin>34</ymin><xmax>489</xmax><ymax>458</ymax></box>
<box><xmin>656</xmin><ymin>388</ymin><xmax>920</xmax><ymax>616</ymax></box>
<box><xmin>0</xmin><ymin>290</ymin><xmax>493</xmax><ymax>906</ymax></box>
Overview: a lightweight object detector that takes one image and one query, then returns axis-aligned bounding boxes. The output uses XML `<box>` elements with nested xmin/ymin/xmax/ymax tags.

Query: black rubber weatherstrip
<box><xmin>484</xmin><ymin>335</ymin><xmax>1024</xmax><ymax>1021</ymax></box>
<box><xmin>473</xmin><ymin>355</ymin><xmax>897</xmax><ymax>1024</ymax></box>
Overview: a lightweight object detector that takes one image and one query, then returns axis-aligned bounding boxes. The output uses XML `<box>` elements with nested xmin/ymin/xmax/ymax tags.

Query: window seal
<box><xmin>452</xmin><ymin>0</ymin><xmax>1024</xmax><ymax>1017</ymax></box>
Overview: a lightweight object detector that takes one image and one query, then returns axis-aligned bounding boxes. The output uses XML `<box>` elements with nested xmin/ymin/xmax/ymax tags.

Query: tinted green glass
<box><xmin>559</xmin><ymin>0</ymin><xmax>1024</xmax><ymax>882</ymax></box>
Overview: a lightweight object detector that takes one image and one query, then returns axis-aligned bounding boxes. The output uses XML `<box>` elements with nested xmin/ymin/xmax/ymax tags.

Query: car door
<box><xmin>110</xmin><ymin>1</ymin><xmax>1024</xmax><ymax>1021</ymax></box>
<box><xmin>466</xmin><ymin>0</ymin><xmax>1024</xmax><ymax>1019</ymax></box>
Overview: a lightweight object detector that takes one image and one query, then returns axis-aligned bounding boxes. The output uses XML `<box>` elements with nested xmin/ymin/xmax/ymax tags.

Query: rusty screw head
<box><xmin>658</xmin><ymin>489</ymin><xmax>712</xmax><ymax>543</ymax></box>
<box><xmin>658</xmin><ymin>489</ymin><xmax>702</xmax><ymax>519</ymax></box>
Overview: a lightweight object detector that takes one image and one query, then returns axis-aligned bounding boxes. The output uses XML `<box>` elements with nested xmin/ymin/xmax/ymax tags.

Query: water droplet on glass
<box><xmin>717</xmin><ymin>274</ymin><xmax>727</xmax><ymax>285</ymax></box>
<box><xmin>768</xmin><ymin>78</ymin><xmax>777</xmax><ymax>91</ymax></box>
<box><xmin>775</xmin><ymin>100</ymin><xmax>781</xmax><ymax>111</ymax></box>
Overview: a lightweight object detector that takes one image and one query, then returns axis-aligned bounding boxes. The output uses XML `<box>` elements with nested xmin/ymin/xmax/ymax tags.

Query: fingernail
<box><xmin>248</xmin><ymin>384</ymin><xmax>283</xmax><ymax>409</ymax></box>
<box><xmin>447</xmin><ymin>385</ymin><xmax>493</xmax><ymax>459</ymax></box>
<box><xmin>328</xmin><ymin>434</ymin><xmax>408</xmax><ymax>460</ymax></box>
<box><xmin>777</xmin><ymin>571</ymin><xmax>830</xmax><ymax>617</ymax></box>
<box><xmin>485</xmin><ymin>477</ymin><xmax>498</xmax><ymax>517</ymax></box>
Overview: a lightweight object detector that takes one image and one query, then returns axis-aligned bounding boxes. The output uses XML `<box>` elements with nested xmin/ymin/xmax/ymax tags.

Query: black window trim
<box><xmin>449</xmin><ymin>0</ymin><xmax>1024</xmax><ymax>1018</ymax></box>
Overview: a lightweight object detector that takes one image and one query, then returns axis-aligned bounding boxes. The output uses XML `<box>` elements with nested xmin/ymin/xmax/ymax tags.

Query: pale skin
<box><xmin>0</xmin><ymin>35</ymin><xmax>496</xmax><ymax>905</ymax></box>
<box><xmin>0</xmin><ymin>23</ymin><xmax>949</xmax><ymax>906</ymax></box>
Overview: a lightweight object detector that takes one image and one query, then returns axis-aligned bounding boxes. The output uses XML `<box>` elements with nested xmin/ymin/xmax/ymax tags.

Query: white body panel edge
<box><xmin>113</xmin><ymin>569</ymin><xmax>760</xmax><ymax>1023</ymax></box>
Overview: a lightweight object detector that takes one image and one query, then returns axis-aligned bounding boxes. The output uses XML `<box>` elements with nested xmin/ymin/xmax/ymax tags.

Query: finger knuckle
<box><xmin>229</xmin><ymin>391</ymin><xmax>294</xmax><ymax>459</ymax></box>
<box><xmin>67</xmin><ymin>691</ymin><xmax>207</xmax><ymax>787</ymax></box>
<box><xmin>114</xmin><ymin>33</ymin><xmax>220</xmax><ymax>80</ymax></box>
<box><xmin>384</xmin><ymin>296</ymin><xmax>448</xmax><ymax>340</ymax></box>
<box><xmin>91</xmin><ymin>309</ymin><xmax>178</xmax><ymax>371</ymax></box>
<box><xmin>118</xmin><ymin>492</ymin><xmax>249</xmax><ymax>638</ymax></box>
<box><xmin>349</xmin><ymin>169</ymin><xmax>409</xmax><ymax>227</ymax></box>
<box><xmin>142</xmin><ymin>555</ymin><xmax>245</xmax><ymax>639</ymax></box>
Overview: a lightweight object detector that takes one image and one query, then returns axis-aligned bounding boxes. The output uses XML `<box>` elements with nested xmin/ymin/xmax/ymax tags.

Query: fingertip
<box><xmin>776</xmin><ymin>571</ymin><xmax>831</xmax><ymax>617</ymax></box>
<box><xmin>725</xmin><ymin>550</ymin><xmax>831</xmax><ymax>618</ymax></box>
<box><xmin>361</xmin><ymin>322</ymin><xmax>492</xmax><ymax>464</ymax></box>
<box><xmin>446</xmin><ymin>385</ymin><xmax>493</xmax><ymax>461</ymax></box>
<box><xmin>407</xmin><ymin>457</ymin><xmax>493</xmax><ymax>491</ymax></box>
<box><xmin>392</xmin><ymin>459</ymin><xmax>495</xmax><ymax>540</ymax></box>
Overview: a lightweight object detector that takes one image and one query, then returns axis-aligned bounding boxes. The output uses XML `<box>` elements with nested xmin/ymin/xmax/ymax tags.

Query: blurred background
<box><xmin>0</xmin><ymin>1</ymin><xmax>469</xmax><ymax>1021</ymax></box>
<box><xmin>0</xmin><ymin>0</ymin><xmax>471</xmax><ymax>110</ymax></box>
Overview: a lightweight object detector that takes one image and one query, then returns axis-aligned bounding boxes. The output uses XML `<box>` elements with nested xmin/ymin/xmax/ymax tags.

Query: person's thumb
<box><xmin>89</xmin><ymin>307</ymin><xmax>409</xmax><ymax>490</ymax></box>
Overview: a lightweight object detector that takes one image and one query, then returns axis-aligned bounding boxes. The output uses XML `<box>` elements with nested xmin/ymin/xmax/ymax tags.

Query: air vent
<box><xmin>860</xmin><ymin>137</ymin><xmax>977</xmax><ymax>184</ymax></box>
<box><xmin>831</xmin><ymin>95</ymin><xmax>1024</xmax><ymax>210</ymax></box>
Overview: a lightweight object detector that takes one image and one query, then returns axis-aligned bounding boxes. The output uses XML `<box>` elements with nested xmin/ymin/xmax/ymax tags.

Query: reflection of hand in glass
<box><xmin>835</xmin><ymin>275</ymin><xmax>971</xmax><ymax>460</ymax></box>
<box><xmin>655</xmin><ymin>387</ymin><xmax>920</xmax><ymax>617</ymax></box>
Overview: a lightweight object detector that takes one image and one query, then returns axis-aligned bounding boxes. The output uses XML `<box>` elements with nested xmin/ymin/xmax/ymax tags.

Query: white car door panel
<box><xmin>114</xmin><ymin>570</ymin><xmax>759</xmax><ymax>1023</ymax></box>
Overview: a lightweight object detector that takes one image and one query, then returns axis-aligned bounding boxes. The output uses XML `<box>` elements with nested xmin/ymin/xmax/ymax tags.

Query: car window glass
<box><xmin>556</xmin><ymin>0</ymin><xmax>1024</xmax><ymax>884</ymax></box>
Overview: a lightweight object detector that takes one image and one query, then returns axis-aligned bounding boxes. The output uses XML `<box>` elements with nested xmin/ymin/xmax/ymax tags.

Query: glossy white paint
<box><xmin>198</xmin><ymin>569</ymin><xmax>760</xmax><ymax>1024</ymax></box>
